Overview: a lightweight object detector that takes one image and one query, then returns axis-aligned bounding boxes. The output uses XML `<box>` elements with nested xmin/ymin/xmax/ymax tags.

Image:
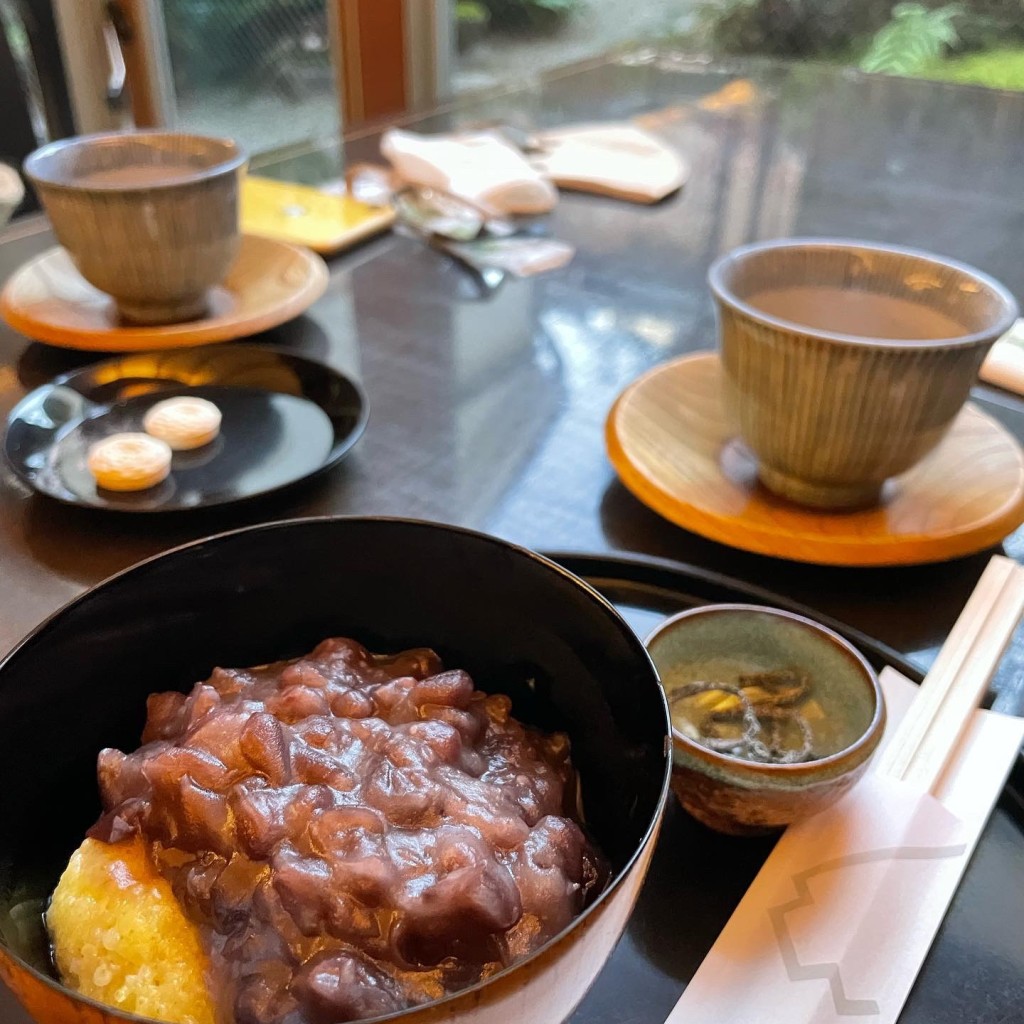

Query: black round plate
<box><xmin>3</xmin><ymin>345</ymin><xmax>368</xmax><ymax>511</ymax></box>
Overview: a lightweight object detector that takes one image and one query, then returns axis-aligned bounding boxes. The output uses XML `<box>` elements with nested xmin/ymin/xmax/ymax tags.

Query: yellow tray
<box><xmin>241</xmin><ymin>175</ymin><xmax>394</xmax><ymax>255</ymax></box>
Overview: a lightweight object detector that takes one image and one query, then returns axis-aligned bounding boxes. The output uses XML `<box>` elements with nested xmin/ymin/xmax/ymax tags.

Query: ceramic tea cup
<box><xmin>24</xmin><ymin>131</ymin><xmax>247</xmax><ymax>325</ymax></box>
<box><xmin>709</xmin><ymin>239</ymin><xmax>1019</xmax><ymax>510</ymax></box>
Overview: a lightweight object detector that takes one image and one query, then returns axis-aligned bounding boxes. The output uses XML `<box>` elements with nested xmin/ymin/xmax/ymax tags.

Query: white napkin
<box><xmin>667</xmin><ymin>668</ymin><xmax>1024</xmax><ymax>1024</ymax></box>
<box><xmin>981</xmin><ymin>318</ymin><xmax>1024</xmax><ymax>395</ymax></box>
<box><xmin>380</xmin><ymin>129</ymin><xmax>557</xmax><ymax>218</ymax></box>
<box><xmin>531</xmin><ymin>123</ymin><xmax>688</xmax><ymax>204</ymax></box>
<box><xmin>0</xmin><ymin>164</ymin><xmax>24</xmax><ymax>229</ymax></box>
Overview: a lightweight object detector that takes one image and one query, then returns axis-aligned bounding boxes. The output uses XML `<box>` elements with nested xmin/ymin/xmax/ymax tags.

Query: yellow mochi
<box><xmin>46</xmin><ymin>837</ymin><xmax>215</xmax><ymax>1024</ymax></box>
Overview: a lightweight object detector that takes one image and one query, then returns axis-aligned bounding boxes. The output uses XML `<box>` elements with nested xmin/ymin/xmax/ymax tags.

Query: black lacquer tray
<box><xmin>549</xmin><ymin>552</ymin><xmax>1024</xmax><ymax>1024</ymax></box>
<box><xmin>0</xmin><ymin>552</ymin><xmax>1020</xmax><ymax>1024</ymax></box>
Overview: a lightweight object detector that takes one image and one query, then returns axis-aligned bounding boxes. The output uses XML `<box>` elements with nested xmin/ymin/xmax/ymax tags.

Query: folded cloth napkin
<box><xmin>530</xmin><ymin>123</ymin><xmax>688</xmax><ymax>204</ymax></box>
<box><xmin>380</xmin><ymin>129</ymin><xmax>557</xmax><ymax>218</ymax></box>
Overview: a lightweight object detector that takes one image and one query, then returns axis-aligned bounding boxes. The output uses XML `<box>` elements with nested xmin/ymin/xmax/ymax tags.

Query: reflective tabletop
<box><xmin>2</xmin><ymin>51</ymin><xmax>1024</xmax><ymax>1024</ymax></box>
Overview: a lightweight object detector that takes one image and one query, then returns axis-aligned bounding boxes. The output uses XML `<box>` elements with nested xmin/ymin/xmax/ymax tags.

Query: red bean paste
<box><xmin>90</xmin><ymin>638</ymin><xmax>607</xmax><ymax>1024</ymax></box>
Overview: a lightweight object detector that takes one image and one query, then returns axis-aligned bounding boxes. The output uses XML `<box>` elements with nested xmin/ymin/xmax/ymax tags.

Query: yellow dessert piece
<box><xmin>87</xmin><ymin>433</ymin><xmax>172</xmax><ymax>491</ymax></box>
<box><xmin>143</xmin><ymin>397</ymin><xmax>222</xmax><ymax>450</ymax></box>
<box><xmin>47</xmin><ymin>837</ymin><xmax>215</xmax><ymax>1024</ymax></box>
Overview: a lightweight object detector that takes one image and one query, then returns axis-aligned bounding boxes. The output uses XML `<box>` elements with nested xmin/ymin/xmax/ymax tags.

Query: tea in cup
<box><xmin>24</xmin><ymin>131</ymin><xmax>247</xmax><ymax>325</ymax></box>
<box><xmin>708</xmin><ymin>238</ymin><xmax>1019</xmax><ymax>509</ymax></box>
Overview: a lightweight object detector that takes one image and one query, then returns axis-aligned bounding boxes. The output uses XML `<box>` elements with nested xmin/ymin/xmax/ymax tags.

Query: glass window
<box><xmin>450</xmin><ymin>1</ymin><xmax>1024</xmax><ymax>95</ymax></box>
<box><xmin>452</xmin><ymin>0</ymin><xmax>686</xmax><ymax>93</ymax></box>
<box><xmin>161</xmin><ymin>0</ymin><xmax>340</xmax><ymax>154</ymax></box>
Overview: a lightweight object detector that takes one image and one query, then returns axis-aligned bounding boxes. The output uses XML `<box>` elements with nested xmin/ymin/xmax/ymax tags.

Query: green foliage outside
<box><xmin>480</xmin><ymin>0</ymin><xmax>583</xmax><ymax>31</ymax></box>
<box><xmin>164</xmin><ymin>0</ymin><xmax>584</xmax><ymax>82</ymax></box>
<box><xmin>457</xmin><ymin>2</ymin><xmax>491</xmax><ymax>24</ymax></box>
<box><xmin>694</xmin><ymin>0</ymin><xmax>893</xmax><ymax>59</ymax></box>
<box><xmin>163</xmin><ymin>0</ymin><xmax>328</xmax><ymax>92</ymax></box>
<box><xmin>919</xmin><ymin>48</ymin><xmax>1024</xmax><ymax>90</ymax></box>
<box><xmin>861</xmin><ymin>4</ymin><xmax>961</xmax><ymax>75</ymax></box>
<box><xmin>693</xmin><ymin>0</ymin><xmax>1024</xmax><ymax>91</ymax></box>
<box><xmin>160</xmin><ymin>0</ymin><xmax>1024</xmax><ymax>95</ymax></box>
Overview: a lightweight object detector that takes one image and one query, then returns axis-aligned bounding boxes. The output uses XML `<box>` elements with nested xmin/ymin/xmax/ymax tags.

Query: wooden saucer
<box><xmin>0</xmin><ymin>234</ymin><xmax>328</xmax><ymax>351</ymax></box>
<box><xmin>606</xmin><ymin>353</ymin><xmax>1024</xmax><ymax>566</ymax></box>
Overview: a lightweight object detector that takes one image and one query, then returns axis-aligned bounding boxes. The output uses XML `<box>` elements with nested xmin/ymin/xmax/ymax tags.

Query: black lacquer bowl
<box><xmin>0</xmin><ymin>517</ymin><xmax>671</xmax><ymax>1024</ymax></box>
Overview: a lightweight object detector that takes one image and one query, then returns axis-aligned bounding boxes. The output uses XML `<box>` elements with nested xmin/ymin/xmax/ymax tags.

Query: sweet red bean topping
<box><xmin>90</xmin><ymin>638</ymin><xmax>606</xmax><ymax>1024</ymax></box>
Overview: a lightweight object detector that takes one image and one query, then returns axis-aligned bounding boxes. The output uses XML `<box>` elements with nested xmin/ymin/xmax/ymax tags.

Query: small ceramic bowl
<box><xmin>24</xmin><ymin>131</ymin><xmax>247</xmax><ymax>325</ymax></box>
<box><xmin>709</xmin><ymin>238</ymin><xmax>1019</xmax><ymax>510</ymax></box>
<box><xmin>647</xmin><ymin>603</ymin><xmax>885</xmax><ymax>835</ymax></box>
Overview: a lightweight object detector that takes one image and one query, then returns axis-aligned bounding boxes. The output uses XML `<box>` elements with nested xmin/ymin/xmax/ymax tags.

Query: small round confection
<box><xmin>143</xmin><ymin>396</ymin><xmax>222</xmax><ymax>451</ymax></box>
<box><xmin>87</xmin><ymin>433</ymin><xmax>172</xmax><ymax>491</ymax></box>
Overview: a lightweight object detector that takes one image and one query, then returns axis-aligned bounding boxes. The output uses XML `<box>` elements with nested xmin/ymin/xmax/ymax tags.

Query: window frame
<box><xmin>54</xmin><ymin>0</ymin><xmax>452</xmax><ymax>141</ymax></box>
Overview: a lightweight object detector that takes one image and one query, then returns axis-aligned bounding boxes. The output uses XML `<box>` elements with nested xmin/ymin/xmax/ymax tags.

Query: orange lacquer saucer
<box><xmin>0</xmin><ymin>233</ymin><xmax>328</xmax><ymax>352</ymax></box>
<box><xmin>606</xmin><ymin>352</ymin><xmax>1024</xmax><ymax>566</ymax></box>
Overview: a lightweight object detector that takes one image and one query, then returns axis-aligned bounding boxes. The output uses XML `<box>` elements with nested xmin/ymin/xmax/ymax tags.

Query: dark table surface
<box><xmin>2</xmin><ymin>51</ymin><xmax>1024</xmax><ymax>1024</ymax></box>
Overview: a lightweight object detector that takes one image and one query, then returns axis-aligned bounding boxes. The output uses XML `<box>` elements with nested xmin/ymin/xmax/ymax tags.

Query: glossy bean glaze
<box><xmin>89</xmin><ymin>638</ymin><xmax>606</xmax><ymax>1024</ymax></box>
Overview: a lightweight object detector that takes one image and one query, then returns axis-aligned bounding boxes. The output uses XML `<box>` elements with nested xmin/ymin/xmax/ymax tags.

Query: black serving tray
<box><xmin>1</xmin><ymin>552</ymin><xmax>1020</xmax><ymax>1024</ymax></box>
<box><xmin>549</xmin><ymin>551</ymin><xmax>1024</xmax><ymax>1024</ymax></box>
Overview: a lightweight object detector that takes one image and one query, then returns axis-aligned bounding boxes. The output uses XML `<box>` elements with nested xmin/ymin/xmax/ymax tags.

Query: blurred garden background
<box><xmin>158</xmin><ymin>0</ymin><xmax>1024</xmax><ymax>152</ymax></box>
<box><xmin>455</xmin><ymin>0</ymin><xmax>1024</xmax><ymax>91</ymax></box>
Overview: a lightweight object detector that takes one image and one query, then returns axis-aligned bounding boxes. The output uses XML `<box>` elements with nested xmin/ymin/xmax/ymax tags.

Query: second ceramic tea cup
<box><xmin>709</xmin><ymin>239</ymin><xmax>1019</xmax><ymax>509</ymax></box>
<box><xmin>24</xmin><ymin>131</ymin><xmax>247</xmax><ymax>325</ymax></box>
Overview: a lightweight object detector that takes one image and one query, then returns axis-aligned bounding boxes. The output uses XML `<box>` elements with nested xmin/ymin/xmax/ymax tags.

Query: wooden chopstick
<box><xmin>877</xmin><ymin>556</ymin><xmax>1015</xmax><ymax>781</ymax></box>
<box><xmin>876</xmin><ymin>555</ymin><xmax>1024</xmax><ymax>794</ymax></box>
